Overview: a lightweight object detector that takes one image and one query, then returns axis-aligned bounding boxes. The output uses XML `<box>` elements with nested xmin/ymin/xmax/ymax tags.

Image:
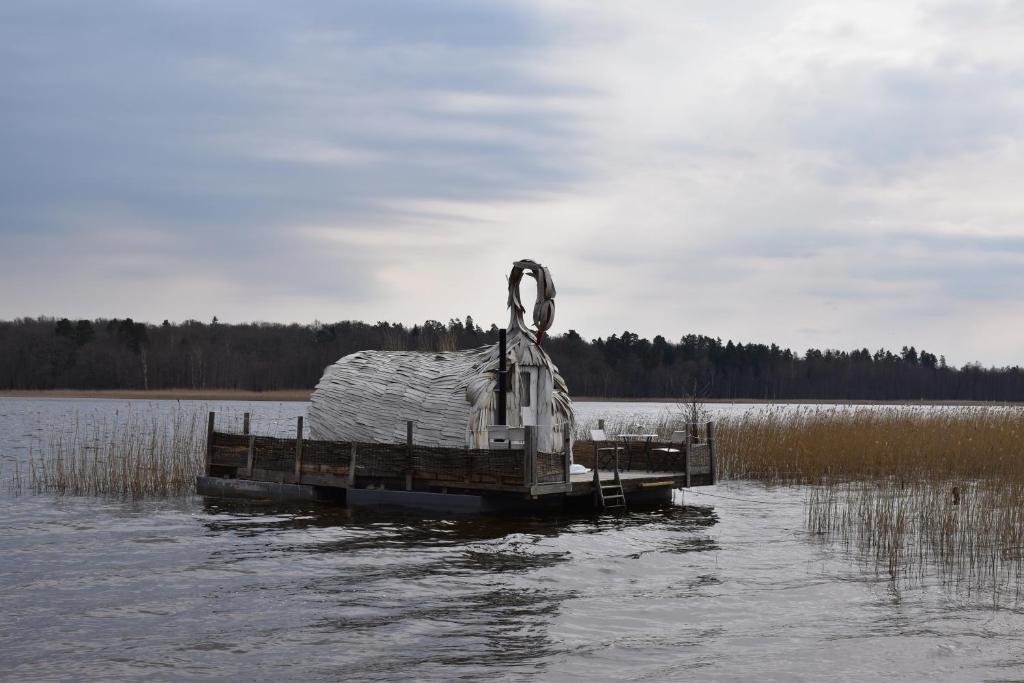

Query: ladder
<box><xmin>593</xmin><ymin>462</ymin><xmax>627</xmax><ymax>513</ymax></box>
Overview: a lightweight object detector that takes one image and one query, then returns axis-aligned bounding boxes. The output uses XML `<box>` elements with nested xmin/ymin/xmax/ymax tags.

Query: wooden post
<box><xmin>563</xmin><ymin>432</ymin><xmax>572</xmax><ymax>483</ymax></box>
<box><xmin>406</xmin><ymin>420</ymin><xmax>414</xmax><ymax>491</ymax></box>
<box><xmin>247</xmin><ymin>434</ymin><xmax>255</xmax><ymax>479</ymax></box>
<box><xmin>294</xmin><ymin>416</ymin><xmax>304</xmax><ymax>484</ymax></box>
<box><xmin>204</xmin><ymin>411</ymin><xmax>215</xmax><ymax>475</ymax></box>
<box><xmin>242</xmin><ymin>412</ymin><xmax>250</xmax><ymax>435</ymax></box>
<box><xmin>706</xmin><ymin>420</ymin><xmax>717</xmax><ymax>485</ymax></box>
<box><xmin>524</xmin><ymin>425</ymin><xmax>537</xmax><ymax>487</ymax></box>
<box><xmin>684</xmin><ymin>433</ymin><xmax>692</xmax><ymax>488</ymax></box>
<box><xmin>598</xmin><ymin>419</ymin><xmax>605</xmax><ymax>432</ymax></box>
<box><xmin>348</xmin><ymin>443</ymin><xmax>357</xmax><ymax>488</ymax></box>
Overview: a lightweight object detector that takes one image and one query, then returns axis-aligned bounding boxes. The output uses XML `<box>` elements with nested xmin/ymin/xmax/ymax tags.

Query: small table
<box><xmin>618</xmin><ymin>433</ymin><xmax>659</xmax><ymax>442</ymax></box>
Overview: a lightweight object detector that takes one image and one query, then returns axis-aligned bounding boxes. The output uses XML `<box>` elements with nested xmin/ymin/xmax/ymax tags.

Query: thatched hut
<box><xmin>308</xmin><ymin>260</ymin><xmax>574</xmax><ymax>452</ymax></box>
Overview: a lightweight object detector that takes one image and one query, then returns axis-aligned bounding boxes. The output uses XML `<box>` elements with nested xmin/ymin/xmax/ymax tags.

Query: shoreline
<box><xmin>0</xmin><ymin>389</ymin><xmax>312</xmax><ymax>401</ymax></box>
<box><xmin>0</xmin><ymin>389</ymin><xmax>1020</xmax><ymax>406</ymax></box>
<box><xmin>573</xmin><ymin>397</ymin><xmax>1024</xmax><ymax>405</ymax></box>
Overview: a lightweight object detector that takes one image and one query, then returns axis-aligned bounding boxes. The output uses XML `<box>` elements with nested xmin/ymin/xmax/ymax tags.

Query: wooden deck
<box><xmin>200</xmin><ymin>412</ymin><xmax>716</xmax><ymax>511</ymax></box>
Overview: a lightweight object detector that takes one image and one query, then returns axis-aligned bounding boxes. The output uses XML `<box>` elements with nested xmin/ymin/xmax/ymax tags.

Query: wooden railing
<box><xmin>204</xmin><ymin>413</ymin><xmax>572</xmax><ymax>491</ymax></box>
<box><xmin>573</xmin><ymin>420</ymin><xmax>717</xmax><ymax>484</ymax></box>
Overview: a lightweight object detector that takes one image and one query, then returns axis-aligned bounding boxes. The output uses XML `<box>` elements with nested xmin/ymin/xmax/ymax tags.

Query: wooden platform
<box><xmin>199</xmin><ymin>412</ymin><xmax>716</xmax><ymax>512</ymax></box>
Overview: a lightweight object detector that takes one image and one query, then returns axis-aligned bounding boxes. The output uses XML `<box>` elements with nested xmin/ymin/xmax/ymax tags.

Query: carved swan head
<box><xmin>507</xmin><ymin>259</ymin><xmax>556</xmax><ymax>345</ymax></box>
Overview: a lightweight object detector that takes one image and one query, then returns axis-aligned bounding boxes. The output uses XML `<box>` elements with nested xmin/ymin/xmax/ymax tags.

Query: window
<box><xmin>520</xmin><ymin>371</ymin><xmax>531</xmax><ymax>407</ymax></box>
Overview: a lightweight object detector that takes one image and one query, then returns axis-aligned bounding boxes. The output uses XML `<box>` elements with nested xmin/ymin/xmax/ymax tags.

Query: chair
<box><xmin>651</xmin><ymin>430</ymin><xmax>687</xmax><ymax>470</ymax></box>
<box><xmin>488</xmin><ymin>425</ymin><xmax>525</xmax><ymax>449</ymax></box>
<box><xmin>590</xmin><ymin>428</ymin><xmax>624</xmax><ymax>470</ymax></box>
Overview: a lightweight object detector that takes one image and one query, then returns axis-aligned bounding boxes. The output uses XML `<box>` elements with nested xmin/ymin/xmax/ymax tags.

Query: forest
<box><xmin>1</xmin><ymin>316</ymin><xmax>1023</xmax><ymax>401</ymax></box>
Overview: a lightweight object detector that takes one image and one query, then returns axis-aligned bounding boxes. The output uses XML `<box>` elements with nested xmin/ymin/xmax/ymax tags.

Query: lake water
<box><xmin>3</xmin><ymin>397</ymin><xmax>1024</xmax><ymax>681</ymax></box>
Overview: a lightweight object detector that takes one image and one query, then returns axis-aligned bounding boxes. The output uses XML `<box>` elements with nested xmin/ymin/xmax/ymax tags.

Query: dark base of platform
<box><xmin>196</xmin><ymin>475</ymin><xmax>675</xmax><ymax>513</ymax></box>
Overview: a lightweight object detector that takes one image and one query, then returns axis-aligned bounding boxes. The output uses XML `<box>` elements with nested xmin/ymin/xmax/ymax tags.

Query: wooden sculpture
<box><xmin>308</xmin><ymin>259</ymin><xmax>574</xmax><ymax>452</ymax></box>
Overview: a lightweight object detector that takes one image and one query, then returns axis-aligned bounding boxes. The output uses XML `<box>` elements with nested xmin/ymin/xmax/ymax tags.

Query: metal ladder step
<box><xmin>594</xmin><ymin>476</ymin><xmax>628</xmax><ymax>513</ymax></box>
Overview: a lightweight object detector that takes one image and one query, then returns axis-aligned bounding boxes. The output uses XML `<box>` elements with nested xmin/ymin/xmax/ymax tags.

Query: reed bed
<box><xmin>807</xmin><ymin>479</ymin><xmax>1024</xmax><ymax>599</ymax></box>
<box><xmin>578</xmin><ymin>404</ymin><xmax>1024</xmax><ymax>600</ymax></box>
<box><xmin>28</xmin><ymin>406</ymin><xmax>206</xmax><ymax>498</ymax></box>
<box><xmin>721</xmin><ymin>406</ymin><xmax>1024</xmax><ymax>600</ymax></box>
<box><xmin>715</xmin><ymin>406</ymin><xmax>1024</xmax><ymax>484</ymax></box>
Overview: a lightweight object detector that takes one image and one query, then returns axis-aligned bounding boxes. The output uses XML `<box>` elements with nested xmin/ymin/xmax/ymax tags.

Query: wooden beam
<box><xmin>294</xmin><ymin>416</ymin><xmax>304</xmax><ymax>484</ymax></box>
<box><xmin>706</xmin><ymin>420</ymin><xmax>717</xmax><ymax>485</ymax></box>
<box><xmin>348</xmin><ymin>443</ymin><xmax>357</xmax><ymax>488</ymax></box>
<box><xmin>247</xmin><ymin>434</ymin><xmax>255</xmax><ymax>479</ymax></box>
<box><xmin>242</xmin><ymin>412</ymin><xmax>250</xmax><ymax>435</ymax></box>
<box><xmin>685</xmin><ymin>440</ymin><xmax>692</xmax><ymax>489</ymax></box>
<box><xmin>406</xmin><ymin>420</ymin><xmax>414</xmax><ymax>491</ymax></box>
<box><xmin>524</xmin><ymin>425</ymin><xmax>537</xmax><ymax>486</ymax></box>
<box><xmin>562</xmin><ymin>431</ymin><xmax>571</xmax><ymax>483</ymax></box>
<box><xmin>204</xmin><ymin>411</ymin><xmax>215</xmax><ymax>476</ymax></box>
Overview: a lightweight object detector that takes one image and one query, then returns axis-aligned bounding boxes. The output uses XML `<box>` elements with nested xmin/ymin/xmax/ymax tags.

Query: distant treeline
<box><xmin>2</xmin><ymin>316</ymin><xmax>1023</xmax><ymax>401</ymax></box>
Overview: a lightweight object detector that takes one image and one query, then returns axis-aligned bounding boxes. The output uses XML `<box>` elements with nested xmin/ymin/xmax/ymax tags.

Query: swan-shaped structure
<box><xmin>309</xmin><ymin>259</ymin><xmax>574</xmax><ymax>452</ymax></box>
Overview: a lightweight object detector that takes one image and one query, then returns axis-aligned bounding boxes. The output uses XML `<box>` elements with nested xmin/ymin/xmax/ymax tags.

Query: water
<box><xmin>3</xmin><ymin>397</ymin><xmax>1024</xmax><ymax>681</ymax></box>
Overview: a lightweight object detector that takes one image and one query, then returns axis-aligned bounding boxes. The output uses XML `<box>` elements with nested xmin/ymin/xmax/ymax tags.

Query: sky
<box><xmin>2</xmin><ymin>1</ymin><xmax>1024</xmax><ymax>366</ymax></box>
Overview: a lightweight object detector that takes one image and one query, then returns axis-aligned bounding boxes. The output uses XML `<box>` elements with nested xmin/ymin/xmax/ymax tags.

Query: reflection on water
<box><xmin>4</xmin><ymin>398</ymin><xmax>1024</xmax><ymax>680</ymax></box>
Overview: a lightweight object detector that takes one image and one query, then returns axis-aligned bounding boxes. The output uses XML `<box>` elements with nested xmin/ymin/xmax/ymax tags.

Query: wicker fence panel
<box><xmin>211</xmin><ymin>432</ymin><xmax>549</xmax><ymax>485</ymax></box>
<box><xmin>302</xmin><ymin>439</ymin><xmax>354</xmax><ymax>476</ymax></box>
<box><xmin>211</xmin><ymin>433</ymin><xmax>249</xmax><ymax>468</ymax></box>
<box><xmin>536</xmin><ymin>451</ymin><xmax>564</xmax><ymax>483</ymax></box>
<box><xmin>688</xmin><ymin>444</ymin><xmax>712</xmax><ymax>475</ymax></box>
<box><xmin>353</xmin><ymin>443</ymin><xmax>407</xmax><ymax>477</ymax></box>
<box><xmin>474</xmin><ymin>447</ymin><xmax>526</xmax><ymax>484</ymax></box>
<box><xmin>573</xmin><ymin>439</ymin><xmax>697</xmax><ymax>473</ymax></box>
<box><xmin>253</xmin><ymin>436</ymin><xmax>296</xmax><ymax>473</ymax></box>
<box><xmin>411</xmin><ymin>445</ymin><xmax>460</xmax><ymax>481</ymax></box>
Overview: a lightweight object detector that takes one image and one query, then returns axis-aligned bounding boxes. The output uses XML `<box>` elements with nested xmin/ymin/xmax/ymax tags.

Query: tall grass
<box><xmin>29</xmin><ymin>406</ymin><xmax>206</xmax><ymax>498</ymax></box>
<box><xmin>807</xmin><ymin>479</ymin><xmax>1024</xmax><ymax>600</ymax></box>
<box><xmin>719</xmin><ymin>406</ymin><xmax>1024</xmax><ymax>600</ymax></box>
<box><xmin>715</xmin><ymin>406</ymin><xmax>1024</xmax><ymax>484</ymax></box>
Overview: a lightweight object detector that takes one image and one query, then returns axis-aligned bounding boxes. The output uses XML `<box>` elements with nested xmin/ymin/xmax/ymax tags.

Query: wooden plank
<box><xmin>294</xmin><ymin>416</ymin><xmax>304</xmax><ymax>484</ymax></box>
<box><xmin>562</xmin><ymin>432</ymin><xmax>571</xmax><ymax>484</ymax></box>
<box><xmin>706</xmin><ymin>420</ymin><xmax>717</xmax><ymax>485</ymax></box>
<box><xmin>246</xmin><ymin>435</ymin><xmax>255</xmax><ymax>478</ymax></box>
<box><xmin>524</xmin><ymin>425</ymin><xmax>537</xmax><ymax>486</ymax></box>
<box><xmin>204</xmin><ymin>412</ymin><xmax>215</xmax><ymax>475</ymax></box>
<box><xmin>406</xmin><ymin>420</ymin><xmax>414</xmax><ymax>491</ymax></box>
<box><xmin>348</xmin><ymin>443</ymin><xmax>357</xmax><ymax>488</ymax></box>
<box><xmin>529</xmin><ymin>482</ymin><xmax>571</xmax><ymax>495</ymax></box>
<box><xmin>685</xmin><ymin>441</ymin><xmax>692</xmax><ymax>488</ymax></box>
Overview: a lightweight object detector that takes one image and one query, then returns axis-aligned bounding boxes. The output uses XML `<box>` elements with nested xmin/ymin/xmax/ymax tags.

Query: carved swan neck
<box><xmin>507</xmin><ymin>259</ymin><xmax>556</xmax><ymax>345</ymax></box>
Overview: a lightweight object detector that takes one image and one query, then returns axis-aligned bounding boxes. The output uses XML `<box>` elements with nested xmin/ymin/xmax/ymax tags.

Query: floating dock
<box><xmin>197</xmin><ymin>413</ymin><xmax>716</xmax><ymax>513</ymax></box>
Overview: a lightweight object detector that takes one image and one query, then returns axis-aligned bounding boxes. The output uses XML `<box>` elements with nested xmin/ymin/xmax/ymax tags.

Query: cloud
<box><xmin>2</xmin><ymin>1</ymin><xmax>1024</xmax><ymax>366</ymax></box>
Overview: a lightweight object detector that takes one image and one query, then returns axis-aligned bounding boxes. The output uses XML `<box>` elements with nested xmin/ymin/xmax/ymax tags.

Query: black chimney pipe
<box><xmin>497</xmin><ymin>329</ymin><xmax>507</xmax><ymax>425</ymax></box>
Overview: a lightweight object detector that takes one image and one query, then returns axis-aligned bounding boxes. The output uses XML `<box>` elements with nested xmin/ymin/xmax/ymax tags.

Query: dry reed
<box><xmin>715</xmin><ymin>406</ymin><xmax>1024</xmax><ymax>484</ymax></box>
<box><xmin>578</xmin><ymin>405</ymin><xmax>1024</xmax><ymax>600</ymax></box>
<box><xmin>29</xmin><ymin>406</ymin><xmax>206</xmax><ymax>498</ymax></box>
<box><xmin>722</xmin><ymin>406</ymin><xmax>1024</xmax><ymax>601</ymax></box>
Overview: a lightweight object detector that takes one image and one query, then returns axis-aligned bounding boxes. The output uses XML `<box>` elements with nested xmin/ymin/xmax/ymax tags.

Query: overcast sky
<box><xmin>3</xmin><ymin>1</ymin><xmax>1024</xmax><ymax>366</ymax></box>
